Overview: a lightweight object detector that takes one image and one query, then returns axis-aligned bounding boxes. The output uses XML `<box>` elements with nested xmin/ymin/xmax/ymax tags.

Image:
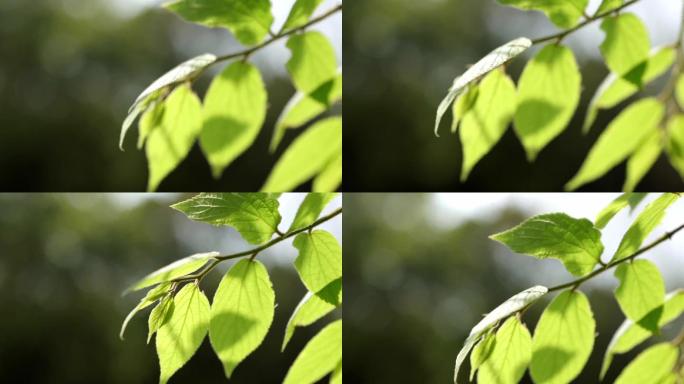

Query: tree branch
<box><xmin>531</xmin><ymin>0</ymin><xmax>643</xmax><ymax>45</ymax></box>
<box><xmin>547</xmin><ymin>223</ymin><xmax>684</xmax><ymax>293</ymax></box>
<box><xmin>170</xmin><ymin>207</ymin><xmax>342</xmax><ymax>284</ymax></box>
<box><xmin>213</xmin><ymin>4</ymin><xmax>342</xmax><ymax>63</ymax></box>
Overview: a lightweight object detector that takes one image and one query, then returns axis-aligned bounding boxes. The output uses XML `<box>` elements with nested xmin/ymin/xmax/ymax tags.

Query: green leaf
<box><xmin>286</xmin><ymin>31</ymin><xmax>337</xmax><ymax>94</ymax></box>
<box><xmin>121</xmin><ymin>53</ymin><xmax>216</xmax><ymax>150</ymax></box>
<box><xmin>293</xmin><ymin>230</ymin><xmax>342</xmax><ymax>293</ymax></box>
<box><xmin>470</xmin><ymin>330</ymin><xmax>496</xmax><ymax>381</ymax></box>
<box><xmin>478</xmin><ymin>317</ymin><xmax>532</xmax><ymax>384</ymax></box>
<box><xmin>262</xmin><ymin>116</ymin><xmax>342</xmax><ymax>192</ymax></box>
<box><xmin>148</xmin><ymin>294</ymin><xmax>174</xmax><ymax>343</ymax></box>
<box><xmin>600</xmin><ymin>13</ymin><xmax>650</xmax><ymax>76</ymax></box>
<box><xmin>566</xmin><ymin>98</ymin><xmax>664</xmax><ymax>191</ymax></box>
<box><xmin>614</xmin><ymin>259</ymin><xmax>665</xmax><ymax>329</ymax></box>
<box><xmin>454</xmin><ymin>285</ymin><xmax>547</xmax><ymax>382</ymax></box>
<box><xmin>200</xmin><ymin>61</ymin><xmax>267</xmax><ymax>178</ymax></box>
<box><xmin>283</xmin><ymin>278</ymin><xmax>341</xmax><ymax>351</ymax></box>
<box><xmin>530</xmin><ymin>290</ymin><xmax>595</xmax><ymax>384</ymax></box>
<box><xmin>584</xmin><ymin>47</ymin><xmax>675</xmax><ymax>133</ymax></box>
<box><xmin>313</xmin><ymin>150</ymin><xmax>342</xmax><ymax>192</ymax></box>
<box><xmin>676</xmin><ymin>74</ymin><xmax>684</xmax><ymax>109</ymax></box>
<box><xmin>456</xmin><ymin>68</ymin><xmax>517</xmax><ymax>181</ymax></box>
<box><xmin>667</xmin><ymin>115</ymin><xmax>684</xmax><ymax>180</ymax></box>
<box><xmin>623</xmin><ymin>130</ymin><xmax>662</xmax><ymax>192</ymax></box>
<box><xmin>289</xmin><ymin>193</ymin><xmax>337</xmax><ymax>232</ymax></box>
<box><xmin>120</xmin><ymin>282</ymin><xmax>173</xmax><ymax>340</ymax></box>
<box><xmin>156</xmin><ymin>283</ymin><xmax>210</xmax><ymax>384</ymax></box>
<box><xmin>514</xmin><ymin>44</ymin><xmax>581</xmax><ymax>161</ymax></box>
<box><xmin>145</xmin><ymin>84</ymin><xmax>203</xmax><ymax>192</ymax></box>
<box><xmin>271</xmin><ymin>72</ymin><xmax>342</xmax><ymax>152</ymax></box>
<box><xmin>283</xmin><ymin>319</ymin><xmax>342</xmax><ymax>384</ymax></box>
<box><xmin>595</xmin><ymin>193</ymin><xmax>648</xmax><ymax>229</ymax></box>
<box><xmin>171</xmin><ymin>193</ymin><xmax>281</xmax><ymax>245</ymax></box>
<box><xmin>614</xmin><ymin>343</ymin><xmax>679</xmax><ymax>384</ymax></box>
<box><xmin>497</xmin><ymin>0</ymin><xmax>588</xmax><ymax>28</ymax></box>
<box><xmin>490</xmin><ymin>213</ymin><xmax>604</xmax><ymax>276</ymax></box>
<box><xmin>435</xmin><ymin>37</ymin><xmax>531</xmax><ymax>136</ymax></box>
<box><xmin>138</xmin><ymin>101</ymin><xmax>164</xmax><ymax>149</ymax></box>
<box><xmin>596</xmin><ymin>0</ymin><xmax>623</xmax><ymax>14</ymax></box>
<box><xmin>163</xmin><ymin>0</ymin><xmax>273</xmax><ymax>45</ymax></box>
<box><xmin>209</xmin><ymin>260</ymin><xmax>275</xmax><ymax>378</ymax></box>
<box><xmin>282</xmin><ymin>0</ymin><xmax>324</xmax><ymax>31</ymax></box>
<box><xmin>125</xmin><ymin>251</ymin><xmax>219</xmax><ymax>294</ymax></box>
<box><xmin>451</xmin><ymin>84</ymin><xmax>479</xmax><ymax>134</ymax></box>
<box><xmin>612</xmin><ymin>193</ymin><xmax>680</xmax><ymax>261</ymax></box>
<box><xmin>330</xmin><ymin>361</ymin><xmax>342</xmax><ymax>384</ymax></box>
<box><xmin>601</xmin><ymin>290</ymin><xmax>684</xmax><ymax>380</ymax></box>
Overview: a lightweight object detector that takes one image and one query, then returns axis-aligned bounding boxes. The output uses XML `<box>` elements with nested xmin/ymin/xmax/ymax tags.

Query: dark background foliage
<box><xmin>0</xmin><ymin>194</ymin><xmax>338</xmax><ymax>383</ymax></box>
<box><xmin>343</xmin><ymin>0</ymin><xmax>684</xmax><ymax>191</ymax></box>
<box><xmin>343</xmin><ymin>194</ymin><xmax>684</xmax><ymax>383</ymax></box>
<box><xmin>0</xmin><ymin>0</ymin><xmax>339</xmax><ymax>191</ymax></box>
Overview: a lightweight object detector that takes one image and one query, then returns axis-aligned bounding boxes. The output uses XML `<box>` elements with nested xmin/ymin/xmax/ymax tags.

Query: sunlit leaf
<box><xmin>623</xmin><ymin>130</ymin><xmax>662</xmax><ymax>192</ymax></box>
<box><xmin>612</xmin><ymin>193</ymin><xmax>680</xmax><ymax>261</ymax></box>
<box><xmin>455</xmin><ymin>68</ymin><xmax>516</xmax><ymax>181</ymax></box>
<box><xmin>595</xmin><ymin>193</ymin><xmax>648</xmax><ymax>229</ymax></box>
<box><xmin>125</xmin><ymin>252</ymin><xmax>219</xmax><ymax>294</ymax></box>
<box><xmin>676</xmin><ymin>74</ymin><xmax>684</xmax><ymax>109</ymax></box>
<box><xmin>469</xmin><ymin>330</ymin><xmax>496</xmax><ymax>381</ymax></box>
<box><xmin>514</xmin><ymin>44</ymin><xmax>581</xmax><ymax>161</ymax></box>
<box><xmin>163</xmin><ymin>0</ymin><xmax>273</xmax><ymax>45</ymax></box>
<box><xmin>200</xmin><ymin>61</ymin><xmax>267</xmax><ymax>178</ymax></box>
<box><xmin>614</xmin><ymin>343</ymin><xmax>679</xmax><ymax>384</ymax></box>
<box><xmin>283</xmin><ymin>319</ymin><xmax>342</xmax><ymax>384</ymax></box>
<box><xmin>171</xmin><ymin>193</ymin><xmax>281</xmax><ymax>245</ymax></box>
<box><xmin>451</xmin><ymin>85</ymin><xmax>479</xmax><ymax>134</ymax></box>
<box><xmin>614</xmin><ymin>259</ymin><xmax>665</xmax><ymax>329</ymax></box>
<box><xmin>282</xmin><ymin>0</ymin><xmax>324</xmax><ymax>31</ymax></box>
<box><xmin>566</xmin><ymin>98</ymin><xmax>664</xmax><ymax>191</ymax></box>
<box><xmin>600</xmin><ymin>13</ymin><xmax>650</xmax><ymax>76</ymax></box>
<box><xmin>596</xmin><ymin>0</ymin><xmax>623</xmax><ymax>14</ymax></box>
<box><xmin>156</xmin><ymin>283</ymin><xmax>210</xmax><ymax>384</ymax></box>
<box><xmin>530</xmin><ymin>290</ymin><xmax>595</xmax><ymax>384</ymax></box>
<box><xmin>145</xmin><ymin>84</ymin><xmax>203</xmax><ymax>192</ymax></box>
<box><xmin>601</xmin><ymin>290</ymin><xmax>684</xmax><ymax>380</ymax></box>
<box><xmin>271</xmin><ymin>72</ymin><xmax>341</xmax><ymax>152</ymax></box>
<box><xmin>289</xmin><ymin>193</ymin><xmax>337</xmax><ymax>232</ymax></box>
<box><xmin>262</xmin><ymin>117</ymin><xmax>342</xmax><ymax>192</ymax></box>
<box><xmin>667</xmin><ymin>114</ymin><xmax>684</xmax><ymax>179</ymax></box>
<box><xmin>293</xmin><ymin>230</ymin><xmax>342</xmax><ymax>293</ymax></box>
<box><xmin>435</xmin><ymin>37</ymin><xmax>531</xmax><ymax>136</ymax></box>
<box><xmin>453</xmin><ymin>285</ymin><xmax>547</xmax><ymax>382</ymax></box>
<box><xmin>121</xmin><ymin>54</ymin><xmax>216</xmax><ymax>150</ymax></box>
<box><xmin>120</xmin><ymin>282</ymin><xmax>172</xmax><ymax>340</ymax></box>
<box><xmin>286</xmin><ymin>31</ymin><xmax>337</xmax><ymax>93</ymax></box>
<box><xmin>209</xmin><ymin>260</ymin><xmax>275</xmax><ymax>378</ymax></box>
<box><xmin>490</xmin><ymin>213</ymin><xmax>603</xmax><ymax>276</ymax></box>
<box><xmin>313</xmin><ymin>150</ymin><xmax>342</xmax><ymax>192</ymax></box>
<box><xmin>497</xmin><ymin>0</ymin><xmax>589</xmax><ymax>28</ymax></box>
<box><xmin>584</xmin><ymin>47</ymin><xmax>675</xmax><ymax>133</ymax></box>
<box><xmin>283</xmin><ymin>278</ymin><xmax>341</xmax><ymax>351</ymax></box>
<box><xmin>148</xmin><ymin>294</ymin><xmax>174</xmax><ymax>343</ymax></box>
<box><xmin>477</xmin><ymin>316</ymin><xmax>532</xmax><ymax>384</ymax></box>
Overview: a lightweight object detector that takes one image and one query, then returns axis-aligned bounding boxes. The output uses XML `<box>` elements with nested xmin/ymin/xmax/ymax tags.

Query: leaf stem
<box><xmin>547</xmin><ymin>222</ymin><xmax>684</xmax><ymax>293</ymax></box>
<box><xmin>170</xmin><ymin>207</ymin><xmax>342</xmax><ymax>283</ymax></box>
<box><xmin>213</xmin><ymin>4</ymin><xmax>342</xmax><ymax>63</ymax></box>
<box><xmin>530</xmin><ymin>0</ymin><xmax>643</xmax><ymax>45</ymax></box>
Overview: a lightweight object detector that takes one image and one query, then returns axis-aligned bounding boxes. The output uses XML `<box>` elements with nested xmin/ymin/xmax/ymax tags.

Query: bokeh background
<box><xmin>344</xmin><ymin>0</ymin><xmax>684</xmax><ymax>191</ymax></box>
<box><xmin>0</xmin><ymin>0</ymin><xmax>341</xmax><ymax>191</ymax></box>
<box><xmin>344</xmin><ymin>193</ymin><xmax>684</xmax><ymax>383</ymax></box>
<box><xmin>0</xmin><ymin>193</ymin><xmax>342</xmax><ymax>383</ymax></box>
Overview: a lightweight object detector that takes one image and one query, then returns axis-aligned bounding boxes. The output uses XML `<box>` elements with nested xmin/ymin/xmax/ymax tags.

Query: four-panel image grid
<box><xmin>2</xmin><ymin>0</ymin><xmax>684</xmax><ymax>383</ymax></box>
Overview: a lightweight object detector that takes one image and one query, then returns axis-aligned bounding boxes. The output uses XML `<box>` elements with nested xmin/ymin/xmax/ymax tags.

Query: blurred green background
<box><xmin>0</xmin><ymin>0</ymin><xmax>340</xmax><ymax>191</ymax></box>
<box><xmin>0</xmin><ymin>193</ymin><xmax>342</xmax><ymax>383</ymax></box>
<box><xmin>344</xmin><ymin>0</ymin><xmax>684</xmax><ymax>191</ymax></box>
<box><xmin>344</xmin><ymin>193</ymin><xmax>684</xmax><ymax>383</ymax></box>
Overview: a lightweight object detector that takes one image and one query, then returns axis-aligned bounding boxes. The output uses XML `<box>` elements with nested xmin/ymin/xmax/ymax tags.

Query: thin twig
<box><xmin>531</xmin><ymin>0</ymin><xmax>643</xmax><ymax>45</ymax></box>
<box><xmin>213</xmin><ymin>4</ymin><xmax>342</xmax><ymax>63</ymax></box>
<box><xmin>547</xmin><ymin>223</ymin><xmax>684</xmax><ymax>293</ymax></box>
<box><xmin>170</xmin><ymin>207</ymin><xmax>342</xmax><ymax>283</ymax></box>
